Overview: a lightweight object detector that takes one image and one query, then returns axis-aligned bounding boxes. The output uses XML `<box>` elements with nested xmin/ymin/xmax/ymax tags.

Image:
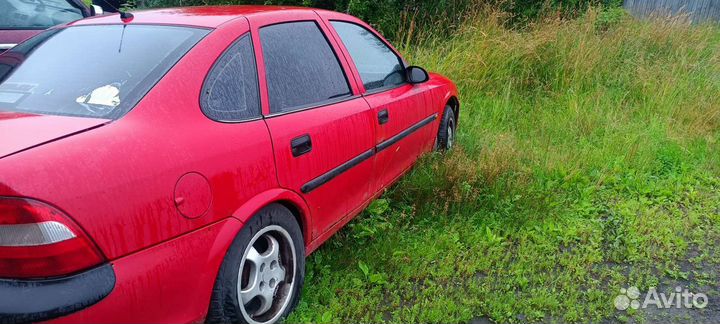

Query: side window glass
<box><xmin>201</xmin><ymin>34</ymin><xmax>260</xmax><ymax>121</ymax></box>
<box><xmin>330</xmin><ymin>21</ymin><xmax>406</xmax><ymax>91</ymax></box>
<box><xmin>260</xmin><ymin>21</ymin><xmax>351</xmax><ymax>114</ymax></box>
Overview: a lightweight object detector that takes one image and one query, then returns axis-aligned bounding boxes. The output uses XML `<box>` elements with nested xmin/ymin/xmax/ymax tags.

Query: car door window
<box><xmin>259</xmin><ymin>21</ymin><xmax>351</xmax><ymax>114</ymax></box>
<box><xmin>201</xmin><ymin>34</ymin><xmax>260</xmax><ymax>122</ymax></box>
<box><xmin>330</xmin><ymin>21</ymin><xmax>406</xmax><ymax>92</ymax></box>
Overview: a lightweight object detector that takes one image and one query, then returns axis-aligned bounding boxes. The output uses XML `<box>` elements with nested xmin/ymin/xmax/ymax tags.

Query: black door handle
<box><xmin>378</xmin><ymin>109</ymin><xmax>389</xmax><ymax>125</ymax></box>
<box><xmin>291</xmin><ymin>134</ymin><xmax>312</xmax><ymax>157</ymax></box>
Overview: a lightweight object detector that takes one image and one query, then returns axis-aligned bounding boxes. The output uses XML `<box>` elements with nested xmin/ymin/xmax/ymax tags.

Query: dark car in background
<box><xmin>0</xmin><ymin>0</ymin><xmax>100</xmax><ymax>53</ymax></box>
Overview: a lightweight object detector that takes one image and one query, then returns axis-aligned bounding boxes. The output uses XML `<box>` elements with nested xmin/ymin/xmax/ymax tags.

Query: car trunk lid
<box><xmin>0</xmin><ymin>111</ymin><xmax>109</xmax><ymax>158</ymax></box>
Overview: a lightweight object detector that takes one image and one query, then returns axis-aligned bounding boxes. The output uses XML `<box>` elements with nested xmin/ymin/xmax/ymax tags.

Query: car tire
<box><xmin>206</xmin><ymin>204</ymin><xmax>305</xmax><ymax>324</ymax></box>
<box><xmin>436</xmin><ymin>105</ymin><xmax>456</xmax><ymax>151</ymax></box>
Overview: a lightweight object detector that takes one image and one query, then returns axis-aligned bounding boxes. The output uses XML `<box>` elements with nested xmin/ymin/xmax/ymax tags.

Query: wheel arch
<box><xmin>275</xmin><ymin>200</ymin><xmax>308</xmax><ymax>245</ymax></box>
<box><xmin>446</xmin><ymin>96</ymin><xmax>460</xmax><ymax>123</ymax></box>
<box><xmin>230</xmin><ymin>188</ymin><xmax>312</xmax><ymax>246</ymax></box>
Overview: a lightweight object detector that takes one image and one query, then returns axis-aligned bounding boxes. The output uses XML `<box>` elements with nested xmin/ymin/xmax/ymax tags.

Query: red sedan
<box><xmin>0</xmin><ymin>6</ymin><xmax>458</xmax><ymax>324</ymax></box>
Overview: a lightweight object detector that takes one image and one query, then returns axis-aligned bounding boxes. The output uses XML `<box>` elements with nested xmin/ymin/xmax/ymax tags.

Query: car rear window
<box><xmin>0</xmin><ymin>24</ymin><xmax>208</xmax><ymax>119</ymax></box>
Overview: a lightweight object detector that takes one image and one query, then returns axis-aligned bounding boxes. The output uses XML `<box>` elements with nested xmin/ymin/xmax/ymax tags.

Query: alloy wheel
<box><xmin>447</xmin><ymin>118</ymin><xmax>455</xmax><ymax>149</ymax></box>
<box><xmin>237</xmin><ymin>225</ymin><xmax>296</xmax><ymax>324</ymax></box>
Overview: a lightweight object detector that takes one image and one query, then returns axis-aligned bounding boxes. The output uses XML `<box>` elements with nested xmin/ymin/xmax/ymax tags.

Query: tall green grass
<box><xmin>288</xmin><ymin>8</ymin><xmax>720</xmax><ymax>324</ymax></box>
<box><xmin>397</xmin><ymin>6</ymin><xmax>720</xmax><ymax>224</ymax></box>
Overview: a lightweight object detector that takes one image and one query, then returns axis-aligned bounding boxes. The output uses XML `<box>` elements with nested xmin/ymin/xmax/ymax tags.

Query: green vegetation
<box><xmin>286</xmin><ymin>8</ymin><xmax>720</xmax><ymax>324</ymax></box>
<box><xmin>141</xmin><ymin>0</ymin><xmax>620</xmax><ymax>41</ymax></box>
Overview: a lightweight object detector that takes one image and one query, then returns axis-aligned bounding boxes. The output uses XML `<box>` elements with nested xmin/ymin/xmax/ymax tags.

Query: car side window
<box><xmin>260</xmin><ymin>21</ymin><xmax>351</xmax><ymax>114</ymax></box>
<box><xmin>330</xmin><ymin>21</ymin><xmax>406</xmax><ymax>92</ymax></box>
<box><xmin>201</xmin><ymin>34</ymin><xmax>260</xmax><ymax>122</ymax></box>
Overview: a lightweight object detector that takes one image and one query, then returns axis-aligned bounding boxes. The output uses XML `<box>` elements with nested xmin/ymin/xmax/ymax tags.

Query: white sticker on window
<box><xmin>76</xmin><ymin>84</ymin><xmax>121</xmax><ymax>113</ymax></box>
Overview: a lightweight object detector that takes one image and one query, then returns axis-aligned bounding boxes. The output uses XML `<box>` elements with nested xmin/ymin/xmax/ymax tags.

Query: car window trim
<box><xmin>259</xmin><ymin>20</ymin><xmax>354</xmax><ymax>115</ymax></box>
<box><xmin>199</xmin><ymin>32</ymin><xmax>263</xmax><ymax>124</ymax></box>
<box><xmin>328</xmin><ymin>19</ymin><xmax>410</xmax><ymax>94</ymax></box>
<box><xmin>264</xmin><ymin>94</ymin><xmax>359</xmax><ymax>119</ymax></box>
<box><xmin>363</xmin><ymin>82</ymin><xmax>410</xmax><ymax>96</ymax></box>
<box><xmin>65</xmin><ymin>23</ymin><xmax>214</xmax><ymax>31</ymax></box>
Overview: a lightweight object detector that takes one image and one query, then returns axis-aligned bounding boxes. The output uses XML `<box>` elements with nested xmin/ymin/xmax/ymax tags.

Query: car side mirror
<box><xmin>406</xmin><ymin>66</ymin><xmax>429</xmax><ymax>84</ymax></box>
<box><xmin>91</xmin><ymin>4</ymin><xmax>104</xmax><ymax>15</ymax></box>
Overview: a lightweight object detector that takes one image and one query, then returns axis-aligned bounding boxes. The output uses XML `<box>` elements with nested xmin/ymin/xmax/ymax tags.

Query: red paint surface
<box><xmin>174</xmin><ymin>172</ymin><xmax>213</xmax><ymax>219</ymax></box>
<box><xmin>1</xmin><ymin>6</ymin><xmax>458</xmax><ymax>322</ymax></box>
<box><xmin>47</xmin><ymin>218</ymin><xmax>243</xmax><ymax>324</ymax></box>
<box><xmin>0</xmin><ymin>30</ymin><xmax>42</xmax><ymax>47</ymax></box>
<box><xmin>0</xmin><ymin>113</ymin><xmax>109</xmax><ymax>158</ymax></box>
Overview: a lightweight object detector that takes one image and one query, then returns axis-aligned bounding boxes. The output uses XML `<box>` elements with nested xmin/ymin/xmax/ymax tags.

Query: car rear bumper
<box><xmin>0</xmin><ymin>264</ymin><xmax>115</xmax><ymax>323</ymax></box>
<box><xmin>43</xmin><ymin>218</ymin><xmax>242</xmax><ymax>324</ymax></box>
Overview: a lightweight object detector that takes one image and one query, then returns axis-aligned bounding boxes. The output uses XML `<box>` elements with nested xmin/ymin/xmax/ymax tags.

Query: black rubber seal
<box><xmin>0</xmin><ymin>264</ymin><xmax>115</xmax><ymax>324</ymax></box>
<box><xmin>376</xmin><ymin>113</ymin><xmax>437</xmax><ymax>152</ymax></box>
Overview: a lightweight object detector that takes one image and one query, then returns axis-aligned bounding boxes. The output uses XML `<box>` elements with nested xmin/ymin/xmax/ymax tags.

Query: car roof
<box><xmin>68</xmin><ymin>5</ymin><xmax>317</xmax><ymax>28</ymax></box>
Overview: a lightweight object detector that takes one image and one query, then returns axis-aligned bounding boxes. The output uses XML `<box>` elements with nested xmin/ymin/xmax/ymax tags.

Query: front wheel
<box><xmin>207</xmin><ymin>204</ymin><xmax>305</xmax><ymax>324</ymax></box>
<box><xmin>436</xmin><ymin>105</ymin><xmax>456</xmax><ymax>151</ymax></box>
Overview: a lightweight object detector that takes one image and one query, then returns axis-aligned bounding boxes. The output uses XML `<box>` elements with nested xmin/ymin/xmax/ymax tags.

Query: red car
<box><xmin>0</xmin><ymin>6</ymin><xmax>458</xmax><ymax>324</ymax></box>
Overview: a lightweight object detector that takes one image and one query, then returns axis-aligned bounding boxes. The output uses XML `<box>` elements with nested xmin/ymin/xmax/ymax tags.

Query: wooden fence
<box><xmin>624</xmin><ymin>0</ymin><xmax>720</xmax><ymax>23</ymax></box>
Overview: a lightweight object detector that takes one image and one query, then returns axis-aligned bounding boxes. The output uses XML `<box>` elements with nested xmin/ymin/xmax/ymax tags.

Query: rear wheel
<box><xmin>207</xmin><ymin>204</ymin><xmax>305</xmax><ymax>324</ymax></box>
<box><xmin>436</xmin><ymin>105</ymin><xmax>456</xmax><ymax>151</ymax></box>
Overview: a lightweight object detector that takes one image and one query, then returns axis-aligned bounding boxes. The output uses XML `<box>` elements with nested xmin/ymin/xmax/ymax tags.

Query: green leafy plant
<box><xmin>358</xmin><ymin>260</ymin><xmax>388</xmax><ymax>286</ymax></box>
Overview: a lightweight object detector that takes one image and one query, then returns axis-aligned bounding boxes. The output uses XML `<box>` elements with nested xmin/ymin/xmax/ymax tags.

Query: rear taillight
<box><xmin>0</xmin><ymin>197</ymin><xmax>105</xmax><ymax>279</ymax></box>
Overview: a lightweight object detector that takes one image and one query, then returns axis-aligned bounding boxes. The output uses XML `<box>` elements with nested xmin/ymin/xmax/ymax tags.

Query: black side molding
<box><xmin>301</xmin><ymin>149</ymin><xmax>375</xmax><ymax>193</ymax></box>
<box><xmin>300</xmin><ymin>113</ymin><xmax>439</xmax><ymax>194</ymax></box>
<box><xmin>376</xmin><ymin>113</ymin><xmax>437</xmax><ymax>152</ymax></box>
<box><xmin>0</xmin><ymin>264</ymin><xmax>116</xmax><ymax>323</ymax></box>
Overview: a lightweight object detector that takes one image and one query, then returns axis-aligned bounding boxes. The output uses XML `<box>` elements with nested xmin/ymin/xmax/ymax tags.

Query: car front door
<box><xmin>250</xmin><ymin>14</ymin><xmax>376</xmax><ymax>239</ymax></box>
<box><xmin>323</xmin><ymin>17</ymin><xmax>437</xmax><ymax>191</ymax></box>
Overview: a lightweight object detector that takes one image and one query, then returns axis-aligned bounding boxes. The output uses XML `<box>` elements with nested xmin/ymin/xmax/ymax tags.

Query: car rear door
<box><xmin>322</xmin><ymin>16</ymin><xmax>437</xmax><ymax>191</ymax></box>
<box><xmin>249</xmin><ymin>12</ymin><xmax>376</xmax><ymax>239</ymax></box>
